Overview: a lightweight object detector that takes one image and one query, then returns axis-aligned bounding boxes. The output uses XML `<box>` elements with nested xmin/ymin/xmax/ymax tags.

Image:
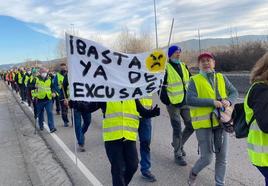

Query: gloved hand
<box><xmin>152</xmin><ymin>104</ymin><xmax>160</xmax><ymax>117</ymax></box>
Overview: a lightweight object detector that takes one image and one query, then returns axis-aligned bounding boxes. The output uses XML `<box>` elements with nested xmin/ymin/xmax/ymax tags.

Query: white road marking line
<box><xmin>25</xmin><ymin>102</ymin><xmax>103</xmax><ymax>186</ymax></box>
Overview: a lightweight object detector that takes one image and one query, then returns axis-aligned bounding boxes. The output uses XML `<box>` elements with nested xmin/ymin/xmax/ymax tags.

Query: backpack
<box><xmin>232</xmin><ymin>103</ymin><xmax>254</xmax><ymax>138</ymax></box>
<box><xmin>212</xmin><ymin>106</ymin><xmax>234</xmax><ymax>133</ymax></box>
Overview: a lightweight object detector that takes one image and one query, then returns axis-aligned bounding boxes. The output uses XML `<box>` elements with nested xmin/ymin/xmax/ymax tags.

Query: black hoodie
<box><xmin>248</xmin><ymin>83</ymin><xmax>268</xmax><ymax>133</ymax></box>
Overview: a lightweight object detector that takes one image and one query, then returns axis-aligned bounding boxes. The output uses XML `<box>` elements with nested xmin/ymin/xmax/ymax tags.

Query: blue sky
<box><xmin>0</xmin><ymin>16</ymin><xmax>57</xmax><ymax>64</ymax></box>
<box><xmin>1</xmin><ymin>0</ymin><xmax>268</xmax><ymax>65</ymax></box>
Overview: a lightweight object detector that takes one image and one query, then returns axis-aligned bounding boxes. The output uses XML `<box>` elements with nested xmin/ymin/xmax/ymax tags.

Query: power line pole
<box><xmin>198</xmin><ymin>28</ymin><xmax>201</xmax><ymax>54</ymax></box>
<box><xmin>153</xmin><ymin>0</ymin><xmax>158</xmax><ymax>49</ymax></box>
<box><xmin>235</xmin><ymin>28</ymin><xmax>239</xmax><ymax>48</ymax></box>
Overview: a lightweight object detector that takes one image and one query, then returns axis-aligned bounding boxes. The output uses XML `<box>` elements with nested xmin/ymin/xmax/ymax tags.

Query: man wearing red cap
<box><xmin>160</xmin><ymin>45</ymin><xmax>194</xmax><ymax>166</ymax></box>
<box><xmin>186</xmin><ymin>52</ymin><xmax>238</xmax><ymax>186</ymax></box>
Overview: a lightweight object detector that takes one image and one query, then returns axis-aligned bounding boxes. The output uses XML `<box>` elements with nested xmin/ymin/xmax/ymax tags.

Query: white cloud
<box><xmin>0</xmin><ymin>0</ymin><xmax>268</xmax><ymax>48</ymax></box>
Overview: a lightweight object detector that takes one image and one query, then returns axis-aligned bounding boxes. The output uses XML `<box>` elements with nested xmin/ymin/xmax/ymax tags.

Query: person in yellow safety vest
<box><xmin>23</xmin><ymin>68</ymin><xmax>32</xmax><ymax>106</ymax></box>
<box><xmin>71</xmin><ymin>99</ymin><xmax>160</xmax><ymax>186</ymax></box>
<box><xmin>138</xmin><ymin>96</ymin><xmax>157</xmax><ymax>182</ymax></box>
<box><xmin>186</xmin><ymin>52</ymin><xmax>238</xmax><ymax>186</ymax></box>
<box><xmin>29</xmin><ymin>68</ymin><xmax>38</xmax><ymax>117</ymax></box>
<box><xmin>13</xmin><ymin>68</ymin><xmax>20</xmax><ymax>93</ymax></box>
<box><xmin>33</xmin><ymin>67</ymin><xmax>57</xmax><ymax>133</ymax></box>
<box><xmin>53</xmin><ymin>63</ymin><xmax>69</xmax><ymax>127</ymax></box>
<box><xmin>9</xmin><ymin>69</ymin><xmax>15</xmax><ymax>90</ymax></box>
<box><xmin>245</xmin><ymin>52</ymin><xmax>268</xmax><ymax>185</ymax></box>
<box><xmin>160</xmin><ymin>45</ymin><xmax>194</xmax><ymax>166</ymax></box>
<box><xmin>15</xmin><ymin>67</ymin><xmax>26</xmax><ymax>103</ymax></box>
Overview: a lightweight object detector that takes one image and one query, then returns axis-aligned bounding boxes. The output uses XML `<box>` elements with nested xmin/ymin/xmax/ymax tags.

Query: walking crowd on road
<box><xmin>1</xmin><ymin>47</ymin><xmax>268</xmax><ymax>186</ymax></box>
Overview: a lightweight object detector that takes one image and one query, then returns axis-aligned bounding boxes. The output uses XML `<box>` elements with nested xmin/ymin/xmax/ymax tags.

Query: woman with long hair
<box><xmin>245</xmin><ymin>52</ymin><xmax>268</xmax><ymax>185</ymax></box>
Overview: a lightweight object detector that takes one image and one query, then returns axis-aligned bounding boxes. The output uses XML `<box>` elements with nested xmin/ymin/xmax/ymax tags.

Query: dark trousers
<box><xmin>105</xmin><ymin>139</ymin><xmax>138</xmax><ymax>186</ymax></box>
<box><xmin>26</xmin><ymin>87</ymin><xmax>32</xmax><ymax>106</ymax></box>
<box><xmin>60</xmin><ymin>100</ymin><xmax>69</xmax><ymax>125</ymax></box>
<box><xmin>166</xmin><ymin>105</ymin><xmax>194</xmax><ymax>157</ymax></box>
<box><xmin>53</xmin><ymin>96</ymin><xmax>60</xmax><ymax>113</ymax></box>
<box><xmin>256</xmin><ymin>166</ymin><xmax>268</xmax><ymax>186</ymax></box>
<box><xmin>138</xmin><ymin>118</ymin><xmax>152</xmax><ymax>174</ymax></box>
<box><xmin>19</xmin><ymin>84</ymin><xmax>26</xmax><ymax>101</ymax></box>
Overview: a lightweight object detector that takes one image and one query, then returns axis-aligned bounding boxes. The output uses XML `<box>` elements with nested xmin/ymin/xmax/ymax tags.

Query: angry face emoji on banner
<box><xmin>145</xmin><ymin>49</ymin><xmax>167</xmax><ymax>73</ymax></box>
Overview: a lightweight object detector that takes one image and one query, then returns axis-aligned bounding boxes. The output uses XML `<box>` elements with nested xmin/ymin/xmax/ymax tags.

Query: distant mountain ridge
<box><xmin>1</xmin><ymin>34</ymin><xmax>268</xmax><ymax>70</ymax></box>
<box><xmin>172</xmin><ymin>35</ymin><xmax>268</xmax><ymax>51</ymax></box>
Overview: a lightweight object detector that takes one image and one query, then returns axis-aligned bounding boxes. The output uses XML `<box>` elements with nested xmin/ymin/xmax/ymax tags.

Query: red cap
<box><xmin>198</xmin><ymin>52</ymin><xmax>214</xmax><ymax>61</ymax></box>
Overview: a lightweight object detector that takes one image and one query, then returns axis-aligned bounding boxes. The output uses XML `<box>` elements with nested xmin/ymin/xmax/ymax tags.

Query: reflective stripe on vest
<box><xmin>190</xmin><ymin>73</ymin><xmax>227</xmax><ymax>130</ymax></box>
<box><xmin>105</xmin><ymin>112</ymin><xmax>140</xmax><ymax>120</ymax></box>
<box><xmin>36</xmin><ymin>77</ymin><xmax>52</xmax><ymax>100</ymax></box>
<box><xmin>248</xmin><ymin>123</ymin><xmax>268</xmax><ymax>154</ymax></box>
<box><xmin>166</xmin><ymin>62</ymin><xmax>190</xmax><ymax>104</ymax></box>
<box><xmin>245</xmin><ymin>82</ymin><xmax>268</xmax><ymax>166</ymax></box>
<box><xmin>103</xmin><ymin>126</ymin><xmax>138</xmax><ymax>133</ymax></box>
<box><xmin>103</xmin><ymin>100</ymin><xmax>140</xmax><ymax>142</ymax></box>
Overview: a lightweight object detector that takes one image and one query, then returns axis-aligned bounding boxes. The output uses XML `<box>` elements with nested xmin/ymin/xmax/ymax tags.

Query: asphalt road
<box><xmin>0</xmin><ymin>83</ymin><xmax>32</xmax><ymax>186</ymax></box>
<box><xmin>2</xmin><ymin>77</ymin><xmax>265</xmax><ymax>186</ymax></box>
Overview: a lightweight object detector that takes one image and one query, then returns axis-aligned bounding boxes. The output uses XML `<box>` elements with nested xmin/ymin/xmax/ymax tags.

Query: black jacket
<box><xmin>248</xmin><ymin>83</ymin><xmax>268</xmax><ymax>133</ymax></box>
<box><xmin>160</xmin><ymin>60</ymin><xmax>191</xmax><ymax>107</ymax></box>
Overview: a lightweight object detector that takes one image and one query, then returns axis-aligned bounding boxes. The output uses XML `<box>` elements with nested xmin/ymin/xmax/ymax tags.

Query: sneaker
<box><xmin>78</xmin><ymin>145</ymin><xmax>85</xmax><ymax>152</ymax></box>
<box><xmin>175</xmin><ymin>156</ymin><xmax>187</xmax><ymax>166</ymax></box>
<box><xmin>187</xmin><ymin>171</ymin><xmax>197</xmax><ymax>186</ymax></box>
<box><xmin>141</xmin><ymin>171</ymin><xmax>157</xmax><ymax>182</ymax></box>
<box><xmin>56</xmin><ymin>111</ymin><xmax>60</xmax><ymax>115</ymax></box>
<box><xmin>50</xmin><ymin>128</ymin><xmax>57</xmax><ymax>133</ymax></box>
<box><xmin>40</xmin><ymin>127</ymin><xmax>44</xmax><ymax>131</ymax></box>
<box><xmin>63</xmin><ymin>123</ymin><xmax>69</xmax><ymax>127</ymax></box>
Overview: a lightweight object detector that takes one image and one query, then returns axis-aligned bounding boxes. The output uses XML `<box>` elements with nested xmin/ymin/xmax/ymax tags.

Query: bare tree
<box><xmin>114</xmin><ymin>27</ymin><xmax>153</xmax><ymax>53</ymax></box>
<box><xmin>56</xmin><ymin>39</ymin><xmax>66</xmax><ymax>58</ymax></box>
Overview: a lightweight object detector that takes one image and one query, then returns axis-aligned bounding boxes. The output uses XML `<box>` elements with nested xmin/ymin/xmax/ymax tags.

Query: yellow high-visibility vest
<box><xmin>190</xmin><ymin>73</ymin><xmax>227</xmax><ymax>129</ymax></box>
<box><xmin>103</xmin><ymin>100</ymin><xmax>140</xmax><ymax>142</ymax></box>
<box><xmin>18</xmin><ymin>72</ymin><xmax>23</xmax><ymax>84</ymax></box>
<box><xmin>35</xmin><ymin>77</ymin><xmax>52</xmax><ymax>100</ymax></box>
<box><xmin>57</xmin><ymin>72</ymin><xmax>64</xmax><ymax>90</ymax></box>
<box><xmin>140</xmin><ymin>96</ymin><xmax>153</xmax><ymax>109</ymax></box>
<box><xmin>245</xmin><ymin>82</ymin><xmax>268</xmax><ymax>166</ymax></box>
<box><xmin>24</xmin><ymin>74</ymin><xmax>31</xmax><ymax>86</ymax></box>
<box><xmin>166</xmin><ymin>62</ymin><xmax>190</xmax><ymax>104</ymax></box>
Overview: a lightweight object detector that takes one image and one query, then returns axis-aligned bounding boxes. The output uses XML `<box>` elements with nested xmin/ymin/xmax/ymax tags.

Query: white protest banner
<box><xmin>66</xmin><ymin>33</ymin><xmax>167</xmax><ymax>102</ymax></box>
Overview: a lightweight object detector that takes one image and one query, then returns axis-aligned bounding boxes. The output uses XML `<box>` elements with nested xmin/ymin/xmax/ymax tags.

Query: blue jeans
<box><xmin>192</xmin><ymin>128</ymin><xmax>228</xmax><ymax>186</ymax></box>
<box><xmin>138</xmin><ymin>118</ymin><xmax>152</xmax><ymax>174</ymax></box>
<box><xmin>74</xmin><ymin>108</ymin><xmax>91</xmax><ymax>146</ymax></box>
<box><xmin>36</xmin><ymin>99</ymin><xmax>55</xmax><ymax>130</ymax></box>
<box><xmin>256</xmin><ymin>166</ymin><xmax>268</xmax><ymax>186</ymax></box>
